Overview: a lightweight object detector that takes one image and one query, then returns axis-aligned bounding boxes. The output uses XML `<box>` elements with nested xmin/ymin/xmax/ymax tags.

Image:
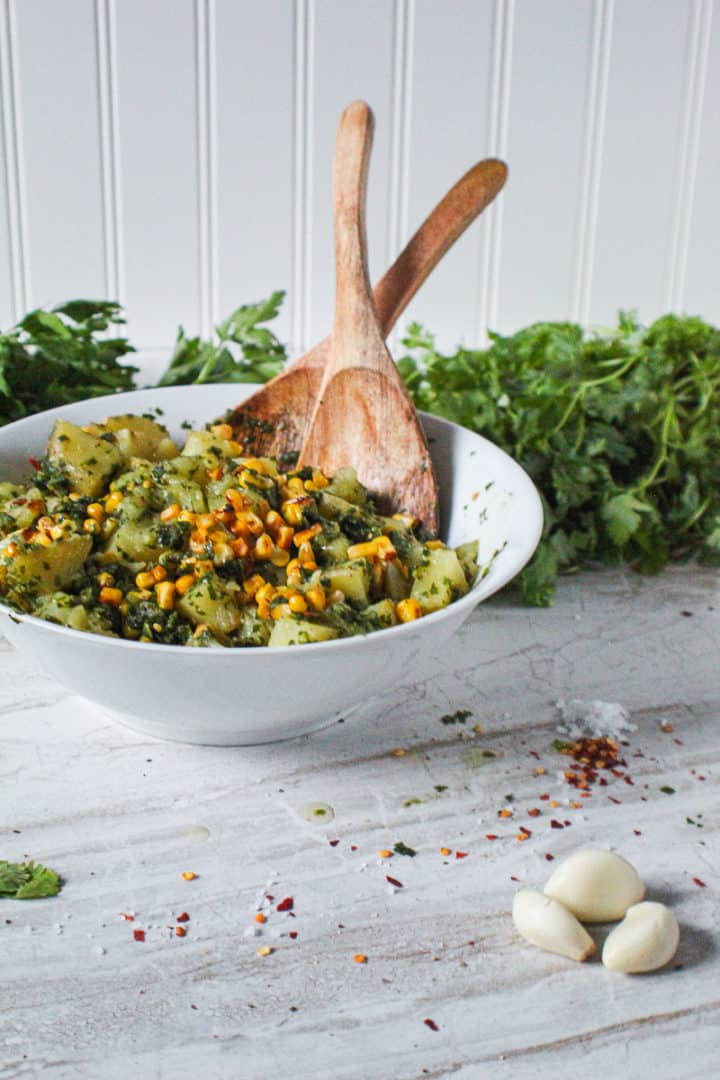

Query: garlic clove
<box><xmin>602</xmin><ymin>901</ymin><xmax>680</xmax><ymax>973</ymax></box>
<box><xmin>512</xmin><ymin>888</ymin><xmax>596</xmax><ymax>961</ymax></box>
<box><xmin>544</xmin><ymin>847</ymin><xmax>645</xmax><ymax>922</ymax></box>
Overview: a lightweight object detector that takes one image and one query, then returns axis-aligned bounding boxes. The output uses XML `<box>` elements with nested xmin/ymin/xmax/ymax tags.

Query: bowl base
<box><xmin>102</xmin><ymin>703</ymin><xmax>359</xmax><ymax>746</ymax></box>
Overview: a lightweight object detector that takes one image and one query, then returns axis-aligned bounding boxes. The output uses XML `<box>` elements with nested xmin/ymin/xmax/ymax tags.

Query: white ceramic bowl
<box><xmin>0</xmin><ymin>384</ymin><xmax>542</xmax><ymax>745</ymax></box>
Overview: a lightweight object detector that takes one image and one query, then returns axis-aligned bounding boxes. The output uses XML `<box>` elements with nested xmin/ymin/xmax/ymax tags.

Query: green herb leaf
<box><xmin>660</xmin><ymin>785</ymin><xmax>676</xmax><ymax>795</ymax></box>
<box><xmin>393</xmin><ymin>841</ymin><xmax>417</xmax><ymax>857</ymax></box>
<box><xmin>0</xmin><ymin>859</ymin><xmax>61</xmax><ymax>899</ymax></box>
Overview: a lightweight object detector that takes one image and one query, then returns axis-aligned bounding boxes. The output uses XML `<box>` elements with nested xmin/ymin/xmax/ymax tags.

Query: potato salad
<box><xmin>0</xmin><ymin>414</ymin><xmax>479</xmax><ymax>647</ymax></box>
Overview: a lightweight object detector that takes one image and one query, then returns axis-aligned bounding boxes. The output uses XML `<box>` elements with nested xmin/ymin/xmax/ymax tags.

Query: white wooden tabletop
<box><xmin>1</xmin><ymin>566</ymin><xmax>718</xmax><ymax>1080</ymax></box>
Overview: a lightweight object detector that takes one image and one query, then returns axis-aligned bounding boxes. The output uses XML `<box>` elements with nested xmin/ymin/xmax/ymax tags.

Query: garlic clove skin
<box><xmin>602</xmin><ymin>901</ymin><xmax>680</xmax><ymax>973</ymax></box>
<box><xmin>512</xmin><ymin>888</ymin><xmax>596</xmax><ymax>961</ymax></box>
<box><xmin>544</xmin><ymin>847</ymin><xmax>645</xmax><ymax>922</ymax></box>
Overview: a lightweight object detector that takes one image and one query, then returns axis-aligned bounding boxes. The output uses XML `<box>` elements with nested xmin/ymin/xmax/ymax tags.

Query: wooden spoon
<box><xmin>228</xmin><ymin>157</ymin><xmax>508</xmax><ymax>460</ymax></box>
<box><xmin>298</xmin><ymin>100</ymin><xmax>439</xmax><ymax>533</ymax></box>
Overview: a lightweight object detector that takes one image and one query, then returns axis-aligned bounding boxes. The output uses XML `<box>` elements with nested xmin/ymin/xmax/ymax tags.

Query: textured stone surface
<box><xmin>1</xmin><ymin>567</ymin><xmax>718</xmax><ymax>1079</ymax></box>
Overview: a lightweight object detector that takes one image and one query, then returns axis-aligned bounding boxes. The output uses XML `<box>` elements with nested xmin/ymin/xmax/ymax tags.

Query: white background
<box><xmin>1</xmin><ymin>0</ymin><xmax>718</xmax><ymax>380</ymax></box>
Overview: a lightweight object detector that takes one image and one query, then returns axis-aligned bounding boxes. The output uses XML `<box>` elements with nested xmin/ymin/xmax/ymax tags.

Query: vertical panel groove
<box><xmin>476</xmin><ymin>0</ymin><xmax>514</xmax><ymax>341</ymax></box>
<box><xmin>571</xmin><ymin>0</ymin><xmax>614</xmax><ymax>324</ymax></box>
<box><xmin>387</xmin><ymin>0</ymin><xmax>415</xmax><ymax>261</ymax></box>
<box><xmin>292</xmin><ymin>0</ymin><xmax>314</xmax><ymax>356</ymax></box>
<box><xmin>665</xmin><ymin>0</ymin><xmax>714</xmax><ymax>312</ymax></box>
<box><xmin>0</xmin><ymin>0</ymin><xmax>30</xmax><ymax>319</ymax></box>
<box><xmin>95</xmin><ymin>0</ymin><xmax>124</xmax><ymax>303</ymax></box>
<box><xmin>386</xmin><ymin>0</ymin><xmax>415</xmax><ymax>346</ymax></box>
<box><xmin>195</xmin><ymin>0</ymin><xmax>218</xmax><ymax>337</ymax></box>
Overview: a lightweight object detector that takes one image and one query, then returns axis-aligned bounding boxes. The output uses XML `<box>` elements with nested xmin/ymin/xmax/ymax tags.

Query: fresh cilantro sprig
<box><xmin>398</xmin><ymin>312</ymin><xmax>720</xmax><ymax>604</ymax></box>
<box><xmin>0</xmin><ymin>300</ymin><xmax>136</xmax><ymax>426</ymax></box>
<box><xmin>157</xmin><ymin>291</ymin><xmax>287</xmax><ymax>387</ymax></box>
<box><xmin>0</xmin><ymin>859</ymin><xmax>62</xmax><ymax>899</ymax></box>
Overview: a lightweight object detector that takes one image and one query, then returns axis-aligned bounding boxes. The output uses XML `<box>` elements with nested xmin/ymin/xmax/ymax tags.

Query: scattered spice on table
<box><xmin>440</xmin><ymin>847</ymin><xmax>452</xmax><ymax>856</ymax></box>
<box><xmin>379</xmin><ymin>849</ymin><xmax>393</xmax><ymax>859</ymax></box>
<box><xmin>424</xmin><ymin>1018</ymin><xmax>439</xmax><ymax>1031</ymax></box>
<box><xmin>393</xmin><ymin>842</ymin><xmax>417</xmax><ymax>857</ymax></box>
<box><xmin>386</xmin><ymin>875</ymin><xmax>403</xmax><ymax>888</ymax></box>
<box><xmin>133</xmin><ymin>929</ymin><xmax>145</xmax><ymax>942</ymax></box>
<box><xmin>440</xmin><ymin>709</ymin><xmax>472</xmax><ymax>726</ymax></box>
<box><xmin>693</xmin><ymin>878</ymin><xmax>707</xmax><ymax>888</ymax></box>
<box><xmin>277</xmin><ymin>897</ymin><xmax>294</xmax><ymax>912</ymax></box>
<box><xmin>181</xmin><ymin>871</ymin><xmax>198</xmax><ymax>881</ymax></box>
<box><xmin>256</xmin><ymin>946</ymin><xmax>273</xmax><ymax>957</ymax></box>
<box><xmin>177</xmin><ymin>912</ymin><xmax>189</xmax><ymax>922</ymax></box>
<box><xmin>455</xmin><ymin>851</ymin><xmax>469</xmax><ymax>859</ymax></box>
<box><xmin>175</xmin><ymin>926</ymin><xmax>186</xmax><ymax>938</ymax></box>
<box><xmin>660</xmin><ymin>786</ymin><xmax>676</xmax><ymax>795</ymax></box>
<box><xmin>353</xmin><ymin>953</ymin><xmax>367</xmax><ymax>964</ymax></box>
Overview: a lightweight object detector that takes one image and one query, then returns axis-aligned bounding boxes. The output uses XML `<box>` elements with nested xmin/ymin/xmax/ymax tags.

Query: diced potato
<box><xmin>411</xmin><ymin>547</ymin><xmax>469</xmax><ymax>614</ymax></box>
<box><xmin>364</xmin><ymin>598</ymin><xmax>397</xmax><ymax>629</ymax></box>
<box><xmin>176</xmin><ymin>573</ymin><xmax>242</xmax><ymax>636</ymax></box>
<box><xmin>318</xmin><ymin>559</ymin><xmax>371</xmax><ymax>606</ymax></box>
<box><xmin>101</xmin><ymin>414</ymin><xmax>178</xmax><ymax>462</ymax></box>
<box><xmin>455</xmin><ymin>540</ymin><xmax>480</xmax><ymax>586</ymax></box>
<box><xmin>33</xmin><ymin>592</ymin><xmax>90</xmax><ymax>631</ymax></box>
<box><xmin>161</xmin><ymin>478</ymin><xmax>207</xmax><ymax>514</ymax></box>
<box><xmin>268</xmin><ymin>617</ymin><xmax>339</xmax><ymax>647</ymax></box>
<box><xmin>2</xmin><ymin>532</ymin><xmax>92</xmax><ymax>594</ymax></box>
<box><xmin>155</xmin><ymin>455</ymin><xmax>209</xmax><ymax>486</ymax></box>
<box><xmin>181</xmin><ymin>430</ymin><xmax>238</xmax><ymax>462</ymax></box>
<box><xmin>325</xmin><ymin>466</ymin><xmax>368</xmax><ymax>507</ymax></box>
<box><xmin>0</xmin><ymin>482</ymin><xmax>23</xmax><ymax>508</ymax></box>
<box><xmin>383</xmin><ymin>560</ymin><xmax>411</xmax><ymax>601</ymax></box>
<box><xmin>47</xmin><ymin>420</ymin><xmax>123</xmax><ymax>497</ymax></box>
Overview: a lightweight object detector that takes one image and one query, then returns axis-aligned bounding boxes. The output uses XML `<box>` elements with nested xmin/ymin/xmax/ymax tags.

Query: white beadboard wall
<box><xmin>0</xmin><ymin>0</ymin><xmax>718</xmax><ymax>383</ymax></box>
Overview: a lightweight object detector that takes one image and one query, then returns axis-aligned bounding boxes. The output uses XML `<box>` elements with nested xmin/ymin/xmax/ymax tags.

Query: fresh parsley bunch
<box><xmin>157</xmin><ymin>290</ymin><xmax>287</xmax><ymax>387</ymax></box>
<box><xmin>398</xmin><ymin>312</ymin><xmax>720</xmax><ymax>604</ymax></box>
<box><xmin>0</xmin><ymin>300</ymin><xmax>136</xmax><ymax>426</ymax></box>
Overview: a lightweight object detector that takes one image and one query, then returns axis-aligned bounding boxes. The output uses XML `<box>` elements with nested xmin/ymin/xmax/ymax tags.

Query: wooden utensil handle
<box><xmin>330</xmin><ymin>101</ymin><xmax>384</xmax><ymax>372</ymax></box>
<box><xmin>374</xmin><ymin>159</ymin><xmax>508</xmax><ymax>335</ymax></box>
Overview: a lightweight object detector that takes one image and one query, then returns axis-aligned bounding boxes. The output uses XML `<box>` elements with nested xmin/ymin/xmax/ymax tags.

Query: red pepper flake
<box><xmin>698</xmin><ymin>776</ymin><xmax>706</xmax><ymax>781</ymax></box>
<box><xmin>674</xmin><ymin>738</ymin><xmax>684</xmax><ymax>746</ymax></box>
<box><xmin>633</xmin><ymin>829</ymin><xmax>642</xmax><ymax>836</ymax></box>
<box><xmin>539</xmin><ymin>793</ymin><xmax>549</xmax><ymax>800</ymax></box>
<box><xmin>119</xmin><ymin>912</ymin><xmax>135</xmax><ymax>921</ymax></box>
<box><xmin>133</xmin><ymin>929</ymin><xmax>145</xmax><ymax>942</ymax></box>
<box><xmin>550</xmin><ymin>819</ymin><xmax>564</xmax><ymax>829</ymax></box>
<box><xmin>527</xmin><ymin>808</ymin><xmax>541</xmax><ymax>817</ymax></box>
<box><xmin>424</xmin><ymin>1018</ymin><xmax>439</xmax><ymax>1032</ymax></box>
<box><xmin>386</xmin><ymin>875</ymin><xmax>403</xmax><ymax>888</ymax></box>
<box><xmin>265</xmin><ymin>894</ymin><xmax>274</xmax><ymax>901</ymax></box>
<box><xmin>28</xmin><ymin>456</ymin><xmax>41</xmax><ymax>471</ymax></box>
<box><xmin>544</xmin><ymin>853</ymin><xmax>555</xmax><ymax>861</ymax></box>
<box><xmin>661</xmin><ymin>723</ymin><xmax>674</xmax><ymax>733</ymax></box>
<box><xmin>510</xmin><ymin>875</ymin><xmax>519</xmax><ymax>881</ymax></box>
<box><xmin>353</xmin><ymin>954</ymin><xmax>367</xmax><ymax>964</ymax></box>
<box><xmin>350</xmin><ymin>845</ymin><xmax>358</xmax><ymax>851</ymax></box>
<box><xmin>624</xmin><ymin>776</ymin><xmax>635</xmax><ymax>786</ymax></box>
<box><xmin>276</xmin><ymin>897</ymin><xmax>294</xmax><ymax>912</ymax></box>
<box><xmin>175</xmin><ymin>926</ymin><xmax>187</xmax><ymax>938</ymax></box>
<box><xmin>485</xmin><ymin>834</ymin><xmax>498</xmax><ymax>841</ymax></box>
<box><xmin>608</xmin><ymin>796</ymin><xmax>622</xmax><ymax>805</ymax></box>
<box><xmin>693</xmin><ymin>877</ymin><xmax>707</xmax><ymax>888</ymax></box>
<box><xmin>176</xmin><ymin>912</ymin><xmax>190</xmax><ymax>923</ymax></box>
<box><xmin>455</xmin><ymin>851</ymin><xmax>469</xmax><ymax>859</ymax></box>
<box><xmin>329</xmin><ymin>839</ymin><xmax>340</xmax><ymax>847</ymax></box>
<box><xmin>289</xmin><ymin>930</ymin><xmax>298</xmax><ymax>939</ymax></box>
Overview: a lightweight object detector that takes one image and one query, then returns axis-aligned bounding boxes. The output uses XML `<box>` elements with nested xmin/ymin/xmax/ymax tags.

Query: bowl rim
<box><xmin>0</xmin><ymin>383</ymin><xmax>543</xmax><ymax>657</ymax></box>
